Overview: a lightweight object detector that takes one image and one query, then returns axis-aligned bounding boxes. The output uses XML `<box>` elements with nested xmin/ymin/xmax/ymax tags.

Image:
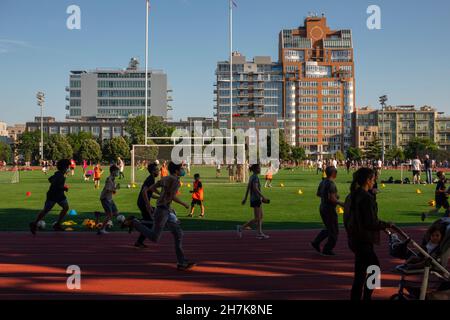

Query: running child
<box><xmin>29</xmin><ymin>159</ymin><xmax>71</xmax><ymax>235</ymax></box>
<box><xmin>123</xmin><ymin>162</ymin><xmax>195</xmax><ymax>270</ymax></box>
<box><xmin>238</xmin><ymin>164</ymin><xmax>270</xmax><ymax>239</ymax></box>
<box><xmin>117</xmin><ymin>157</ymin><xmax>125</xmax><ymax>179</ymax></box>
<box><xmin>160</xmin><ymin>161</ymin><xmax>169</xmax><ymax>178</ymax></box>
<box><xmin>264</xmin><ymin>166</ymin><xmax>273</xmax><ymax>188</ymax></box>
<box><xmin>135</xmin><ymin>162</ymin><xmax>160</xmax><ymax>248</ymax></box>
<box><xmin>188</xmin><ymin>173</ymin><xmax>205</xmax><ymax>218</ymax></box>
<box><xmin>94</xmin><ymin>163</ymin><xmax>103</xmax><ymax>189</ymax></box>
<box><xmin>422</xmin><ymin>171</ymin><xmax>450</xmax><ymax>221</ymax></box>
<box><xmin>98</xmin><ymin>165</ymin><xmax>120</xmax><ymax>235</ymax></box>
<box><xmin>82</xmin><ymin>159</ymin><xmax>88</xmax><ymax>176</ymax></box>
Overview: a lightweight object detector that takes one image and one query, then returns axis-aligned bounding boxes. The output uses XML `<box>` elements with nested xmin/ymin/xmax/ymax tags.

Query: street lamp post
<box><xmin>379</xmin><ymin>95</ymin><xmax>388</xmax><ymax>164</ymax></box>
<box><xmin>144</xmin><ymin>0</ymin><xmax>150</xmax><ymax>145</ymax></box>
<box><xmin>36</xmin><ymin>91</ymin><xmax>45</xmax><ymax>161</ymax></box>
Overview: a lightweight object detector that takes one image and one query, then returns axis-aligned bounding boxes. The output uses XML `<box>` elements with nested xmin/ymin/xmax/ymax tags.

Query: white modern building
<box><xmin>67</xmin><ymin>58</ymin><xmax>172</xmax><ymax>120</ymax></box>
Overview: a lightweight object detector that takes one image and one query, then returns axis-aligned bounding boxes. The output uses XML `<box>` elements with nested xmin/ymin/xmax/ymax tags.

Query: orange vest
<box><xmin>192</xmin><ymin>180</ymin><xmax>204</xmax><ymax>201</ymax></box>
<box><xmin>161</xmin><ymin>166</ymin><xmax>168</xmax><ymax>177</ymax></box>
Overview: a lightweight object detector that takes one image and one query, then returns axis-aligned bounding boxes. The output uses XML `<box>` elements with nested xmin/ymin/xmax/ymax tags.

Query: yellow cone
<box><xmin>187</xmin><ymin>183</ymin><xmax>191</xmax><ymax>188</ymax></box>
<box><xmin>337</xmin><ymin>207</ymin><xmax>344</xmax><ymax>215</ymax></box>
<box><xmin>298</xmin><ymin>189</ymin><xmax>303</xmax><ymax>195</ymax></box>
<box><xmin>416</xmin><ymin>189</ymin><xmax>422</xmax><ymax>194</ymax></box>
<box><xmin>280</xmin><ymin>183</ymin><xmax>285</xmax><ymax>188</ymax></box>
<box><xmin>381</xmin><ymin>184</ymin><xmax>386</xmax><ymax>188</ymax></box>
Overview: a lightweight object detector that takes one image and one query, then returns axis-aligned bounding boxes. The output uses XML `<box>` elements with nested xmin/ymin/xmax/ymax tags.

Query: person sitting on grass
<box><xmin>29</xmin><ymin>159</ymin><xmax>71</xmax><ymax>235</ymax></box>
<box><xmin>97</xmin><ymin>165</ymin><xmax>120</xmax><ymax>235</ymax></box>
<box><xmin>238</xmin><ymin>163</ymin><xmax>270</xmax><ymax>240</ymax></box>
<box><xmin>122</xmin><ymin>162</ymin><xmax>195</xmax><ymax>271</ymax></box>
<box><xmin>422</xmin><ymin>171</ymin><xmax>450</xmax><ymax>221</ymax></box>
<box><xmin>188</xmin><ymin>173</ymin><xmax>205</xmax><ymax>218</ymax></box>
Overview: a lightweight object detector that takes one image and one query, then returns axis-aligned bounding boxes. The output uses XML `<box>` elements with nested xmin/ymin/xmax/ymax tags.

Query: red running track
<box><xmin>0</xmin><ymin>228</ymin><xmax>430</xmax><ymax>300</ymax></box>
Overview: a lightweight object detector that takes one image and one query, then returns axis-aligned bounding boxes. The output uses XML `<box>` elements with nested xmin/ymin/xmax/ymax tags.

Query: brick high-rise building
<box><xmin>279</xmin><ymin>14</ymin><xmax>355</xmax><ymax>156</ymax></box>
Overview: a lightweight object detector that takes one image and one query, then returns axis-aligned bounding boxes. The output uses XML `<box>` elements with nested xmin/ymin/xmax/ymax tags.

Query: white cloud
<box><xmin>0</xmin><ymin>39</ymin><xmax>33</xmax><ymax>54</ymax></box>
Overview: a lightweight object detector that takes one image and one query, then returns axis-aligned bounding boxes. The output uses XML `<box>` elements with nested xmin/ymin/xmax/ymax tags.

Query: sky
<box><xmin>1</xmin><ymin>0</ymin><xmax>450</xmax><ymax>125</ymax></box>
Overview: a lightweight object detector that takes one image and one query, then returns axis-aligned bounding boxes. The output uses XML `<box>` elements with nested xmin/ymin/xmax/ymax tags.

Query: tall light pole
<box><xmin>36</xmin><ymin>91</ymin><xmax>45</xmax><ymax>161</ymax></box>
<box><xmin>379</xmin><ymin>95</ymin><xmax>388</xmax><ymax>163</ymax></box>
<box><xmin>144</xmin><ymin>0</ymin><xmax>150</xmax><ymax>145</ymax></box>
<box><xmin>229</xmin><ymin>0</ymin><xmax>234</xmax><ymax>142</ymax></box>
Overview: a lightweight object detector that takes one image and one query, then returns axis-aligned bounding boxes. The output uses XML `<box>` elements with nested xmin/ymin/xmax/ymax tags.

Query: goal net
<box><xmin>131</xmin><ymin>143</ymin><xmax>247</xmax><ymax>185</ymax></box>
<box><xmin>0</xmin><ymin>166</ymin><xmax>20</xmax><ymax>184</ymax></box>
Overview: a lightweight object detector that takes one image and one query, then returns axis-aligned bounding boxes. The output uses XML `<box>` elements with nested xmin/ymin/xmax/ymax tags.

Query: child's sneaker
<box><xmin>257</xmin><ymin>234</ymin><xmax>270</xmax><ymax>240</ymax></box>
<box><xmin>177</xmin><ymin>261</ymin><xmax>196</xmax><ymax>271</ymax></box>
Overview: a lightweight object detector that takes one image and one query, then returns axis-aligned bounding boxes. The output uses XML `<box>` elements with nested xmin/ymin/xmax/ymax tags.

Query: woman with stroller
<box><xmin>344</xmin><ymin>167</ymin><xmax>392</xmax><ymax>300</ymax></box>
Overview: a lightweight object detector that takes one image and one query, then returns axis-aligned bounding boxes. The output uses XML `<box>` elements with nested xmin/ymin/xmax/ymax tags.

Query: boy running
<box><xmin>117</xmin><ymin>157</ymin><xmax>125</xmax><ymax>179</ymax></box>
<box><xmin>30</xmin><ymin>159</ymin><xmax>71</xmax><ymax>235</ymax></box>
<box><xmin>188</xmin><ymin>174</ymin><xmax>205</xmax><ymax>218</ymax></box>
<box><xmin>135</xmin><ymin>162</ymin><xmax>160</xmax><ymax>248</ymax></box>
<box><xmin>94</xmin><ymin>163</ymin><xmax>103</xmax><ymax>189</ymax></box>
<box><xmin>238</xmin><ymin>164</ymin><xmax>270</xmax><ymax>239</ymax></box>
<box><xmin>422</xmin><ymin>171</ymin><xmax>450</xmax><ymax>221</ymax></box>
<box><xmin>98</xmin><ymin>165</ymin><xmax>120</xmax><ymax>235</ymax></box>
<box><xmin>123</xmin><ymin>162</ymin><xmax>195</xmax><ymax>271</ymax></box>
<box><xmin>69</xmin><ymin>159</ymin><xmax>76</xmax><ymax>176</ymax></box>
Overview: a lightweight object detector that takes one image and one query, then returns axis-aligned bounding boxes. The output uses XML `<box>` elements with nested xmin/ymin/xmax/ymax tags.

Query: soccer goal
<box><xmin>131</xmin><ymin>143</ymin><xmax>247</xmax><ymax>184</ymax></box>
<box><xmin>0</xmin><ymin>166</ymin><xmax>20</xmax><ymax>184</ymax></box>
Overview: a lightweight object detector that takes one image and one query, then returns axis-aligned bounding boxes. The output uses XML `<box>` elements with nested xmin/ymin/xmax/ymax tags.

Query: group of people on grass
<box><xmin>27</xmin><ymin>157</ymin><xmax>450</xmax><ymax>299</ymax></box>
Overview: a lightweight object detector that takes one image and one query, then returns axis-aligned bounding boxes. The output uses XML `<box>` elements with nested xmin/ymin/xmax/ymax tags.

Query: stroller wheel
<box><xmin>390</xmin><ymin>294</ymin><xmax>406</xmax><ymax>301</ymax></box>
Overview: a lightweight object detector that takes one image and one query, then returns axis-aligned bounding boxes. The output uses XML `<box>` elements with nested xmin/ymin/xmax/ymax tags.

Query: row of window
<box><xmin>97</xmin><ymin>73</ymin><xmax>149</xmax><ymax>78</ymax></box>
<box><xmin>98</xmin><ymin>99</ymin><xmax>151</xmax><ymax>107</ymax></box>
<box><xmin>98</xmin><ymin>81</ymin><xmax>151</xmax><ymax>88</ymax></box>
<box><xmin>97</xmin><ymin>90</ymin><xmax>151</xmax><ymax>98</ymax></box>
<box><xmin>97</xmin><ymin>109</ymin><xmax>146</xmax><ymax>117</ymax></box>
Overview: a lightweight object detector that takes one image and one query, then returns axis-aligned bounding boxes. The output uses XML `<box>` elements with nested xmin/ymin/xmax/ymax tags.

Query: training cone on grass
<box><xmin>187</xmin><ymin>183</ymin><xmax>191</xmax><ymax>188</ymax></box>
<box><xmin>381</xmin><ymin>184</ymin><xmax>386</xmax><ymax>188</ymax></box>
<box><xmin>416</xmin><ymin>189</ymin><xmax>422</xmax><ymax>194</ymax></box>
<box><xmin>337</xmin><ymin>207</ymin><xmax>344</xmax><ymax>215</ymax></box>
<box><xmin>428</xmin><ymin>200</ymin><xmax>436</xmax><ymax>207</ymax></box>
<box><xmin>26</xmin><ymin>191</ymin><xmax>31</xmax><ymax>197</ymax></box>
<box><xmin>280</xmin><ymin>183</ymin><xmax>285</xmax><ymax>188</ymax></box>
<box><xmin>69</xmin><ymin>209</ymin><xmax>77</xmax><ymax>216</ymax></box>
<box><xmin>298</xmin><ymin>189</ymin><xmax>303</xmax><ymax>195</ymax></box>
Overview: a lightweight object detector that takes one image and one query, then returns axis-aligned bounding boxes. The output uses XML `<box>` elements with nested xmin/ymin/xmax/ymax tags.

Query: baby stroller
<box><xmin>387</xmin><ymin>219</ymin><xmax>450</xmax><ymax>300</ymax></box>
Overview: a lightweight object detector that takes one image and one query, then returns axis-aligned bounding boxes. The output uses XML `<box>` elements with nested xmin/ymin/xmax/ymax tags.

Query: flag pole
<box><xmin>144</xmin><ymin>0</ymin><xmax>150</xmax><ymax>145</ymax></box>
<box><xmin>229</xmin><ymin>0</ymin><xmax>233</xmax><ymax>142</ymax></box>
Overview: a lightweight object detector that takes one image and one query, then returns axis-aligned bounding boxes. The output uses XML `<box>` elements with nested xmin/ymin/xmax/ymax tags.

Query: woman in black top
<box><xmin>344</xmin><ymin>168</ymin><xmax>391</xmax><ymax>300</ymax></box>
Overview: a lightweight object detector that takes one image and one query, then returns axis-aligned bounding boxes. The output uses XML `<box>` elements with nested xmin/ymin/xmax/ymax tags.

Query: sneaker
<box><xmin>177</xmin><ymin>261</ymin><xmax>196</xmax><ymax>271</ymax></box>
<box><xmin>236</xmin><ymin>225</ymin><xmax>242</xmax><ymax>238</ymax></box>
<box><xmin>257</xmin><ymin>234</ymin><xmax>270</xmax><ymax>240</ymax></box>
<box><xmin>121</xmin><ymin>216</ymin><xmax>136</xmax><ymax>234</ymax></box>
<box><xmin>310</xmin><ymin>242</ymin><xmax>321</xmax><ymax>253</ymax></box>
<box><xmin>421</xmin><ymin>212</ymin><xmax>426</xmax><ymax>222</ymax></box>
<box><xmin>187</xmin><ymin>213</ymin><xmax>193</xmax><ymax>217</ymax></box>
<box><xmin>29</xmin><ymin>222</ymin><xmax>37</xmax><ymax>236</ymax></box>
<box><xmin>97</xmin><ymin>229</ymin><xmax>109</xmax><ymax>235</ymax></box>
<box><xmin>199</xmin><ymin>214</ymin><xmax>205</xmax><ymax>218</ymax></box>
<box><xmin>134</xmin><ymin>242</ymin><xmax>148</xmax><ymax>249</ymax></box>
<box><xmin>321</xmin><ymin>250</ymin><xmax>336</xmax><ymax>257</ymax></box>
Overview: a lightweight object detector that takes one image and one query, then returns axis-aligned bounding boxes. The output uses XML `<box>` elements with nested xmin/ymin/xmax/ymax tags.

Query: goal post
<box><xmin>0</xmin><ymin>166</ymin><xmax>20</xmax><ymax>184</ymax></box>
<box><xmin>131</xmin><ymin>143</ymin><xmax>246</xmax><ymax>184</ymax></box>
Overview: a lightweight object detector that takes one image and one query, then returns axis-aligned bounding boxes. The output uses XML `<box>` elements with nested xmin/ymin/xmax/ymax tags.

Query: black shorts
<box><xmin>413</xmin><ymin>170</ymin><xmax>420</xmax><ymax>176</ymax></box>
<box><xmin>138</xmin><ymin>204</ymin><xmax>154</xmax><ymax>221</ymax></box>
<box><xmin>436</xmin><ymin>198</ymin><xmax>450</xmax><ymax>210</ymax></box>
<box><xmin>191</xmin><ymin>199</ymin><xmax>203</xmax><ymax>206</ymax></box>
<box><xmin>250</xmin><ymin>199</ymin><xmax>262</xmax><ymax>208</ymax></box>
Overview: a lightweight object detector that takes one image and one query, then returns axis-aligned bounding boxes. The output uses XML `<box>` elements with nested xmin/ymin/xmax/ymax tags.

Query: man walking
<box><xmin>311</xmin><ymin>166</ymin><xmax>345</xmax><ymax>256</ymax></box>
<box><xmin>424</xmin><ymin>155</ymin><xmax>433</xmax><ymax>184</ymax></box>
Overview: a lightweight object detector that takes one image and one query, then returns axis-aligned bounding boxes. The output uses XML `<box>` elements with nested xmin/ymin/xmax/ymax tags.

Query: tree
<box><xmin>335</xmin><ymin>150</ymin><xmax>345</xmax><ymax>161</ymax></box>
<box><xmin>278</xmin><ymin>131</ymin><xmax>292</xmax><ymax>162</ymax></box>
<box><xmin>125</xmin><ymin>116</ymin><xmax>175</xmax><ymax>145</ymax></box>
<box><xmin>103</xmin><ymin>136</ymin><xmax>130</xmax><ymax>162</ymax></box>
<box><xmin>346</xmin><ymin>147</ymin><xmax>363</xmax><ymax>161</ymax></box>
<box><xmin>67</xmin><ymin>131</ymin><xmax>94</xmax><ymax>161</ymax></box>
<box><xmin>364</xmin><ymin>138</ymin><xmax>382</xmax><ymax>160</ymax></box>
<box><xmin>17</xmin><ymin>131</ymin><xmax>43</xmax><ymax>163</ymax></box>
<box><xmin>291</xmin><ymin>146</ymin><xmax>306</xmax><ymax>165</ymax></box>
<box><xmin>385</xmin><ymin>146</ymin><xmax>405</xmax><ymax>161</ymax></box>
<box><xmin>404</xmin><ymin>137</ymin><xmax>438</xmax><ymax>159</ymax></box>
<box><xmin>44</xmin><ymin>134</ymin><xmax>73</xmax><ymax>160</ymax></box>
<box><xmin>0</xmin><ymin>141</ymin><xmax>12</xmax><ymax>163</ymax></box>
<box><xmin>79</xmin><ymin>139</ymin><xmax>102</xmax><ymax>163</ymax></box>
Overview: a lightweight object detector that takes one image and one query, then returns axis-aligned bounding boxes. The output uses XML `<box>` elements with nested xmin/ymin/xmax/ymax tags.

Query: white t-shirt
<box><xmin>412</xmin><ymin>159</ymin><xmax>422</xmax><ymax>171</ymax></box>
<box><xmin>377</xmin><ymin>160</ymin><xmax>382</xmax><ymax>168</ymax></box>
<box><xmin>332</xmin><ymin>160</ymin><xmax>337</xmax><ymax>168</ymax></box>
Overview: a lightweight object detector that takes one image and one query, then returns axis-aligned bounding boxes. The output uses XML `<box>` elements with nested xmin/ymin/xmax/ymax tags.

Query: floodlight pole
<box><xmin>36</xmin><ymin>91</ymin><xmax>45</xmax><ymax>161</ymax></box>
<box><xmin>144</xmin><ymin>0</ymin><xmax>150</xmax><ymax>145</ymax></box>
<box><xmin>229</xmin><ymin>0</ymin><xmax>233</xmax><ymax>142</ymax></box>
<box><xmin>379</xmin><ymin>95</ymin><xmax>388</xmax><ymax>164</ymax></box>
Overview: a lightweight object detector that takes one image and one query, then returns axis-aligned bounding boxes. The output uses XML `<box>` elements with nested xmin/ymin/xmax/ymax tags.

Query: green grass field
<box><xmin>0</xmin><ymin>166</ymin><xmax>440</xmax><ymax>231</ymax></box>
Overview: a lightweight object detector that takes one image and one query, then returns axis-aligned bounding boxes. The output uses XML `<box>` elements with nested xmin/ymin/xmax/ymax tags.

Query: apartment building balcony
<box><xmin>65</xmin><ymin>86</ymin><xmax>70</xmax><ymax>92</ymax></box>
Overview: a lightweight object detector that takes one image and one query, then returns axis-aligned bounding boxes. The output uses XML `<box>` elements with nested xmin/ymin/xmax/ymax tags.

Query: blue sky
<box><xmin>1</xmin><ymin>0</ymin><xmax>450</xmax><ymax>124</ymax></box>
